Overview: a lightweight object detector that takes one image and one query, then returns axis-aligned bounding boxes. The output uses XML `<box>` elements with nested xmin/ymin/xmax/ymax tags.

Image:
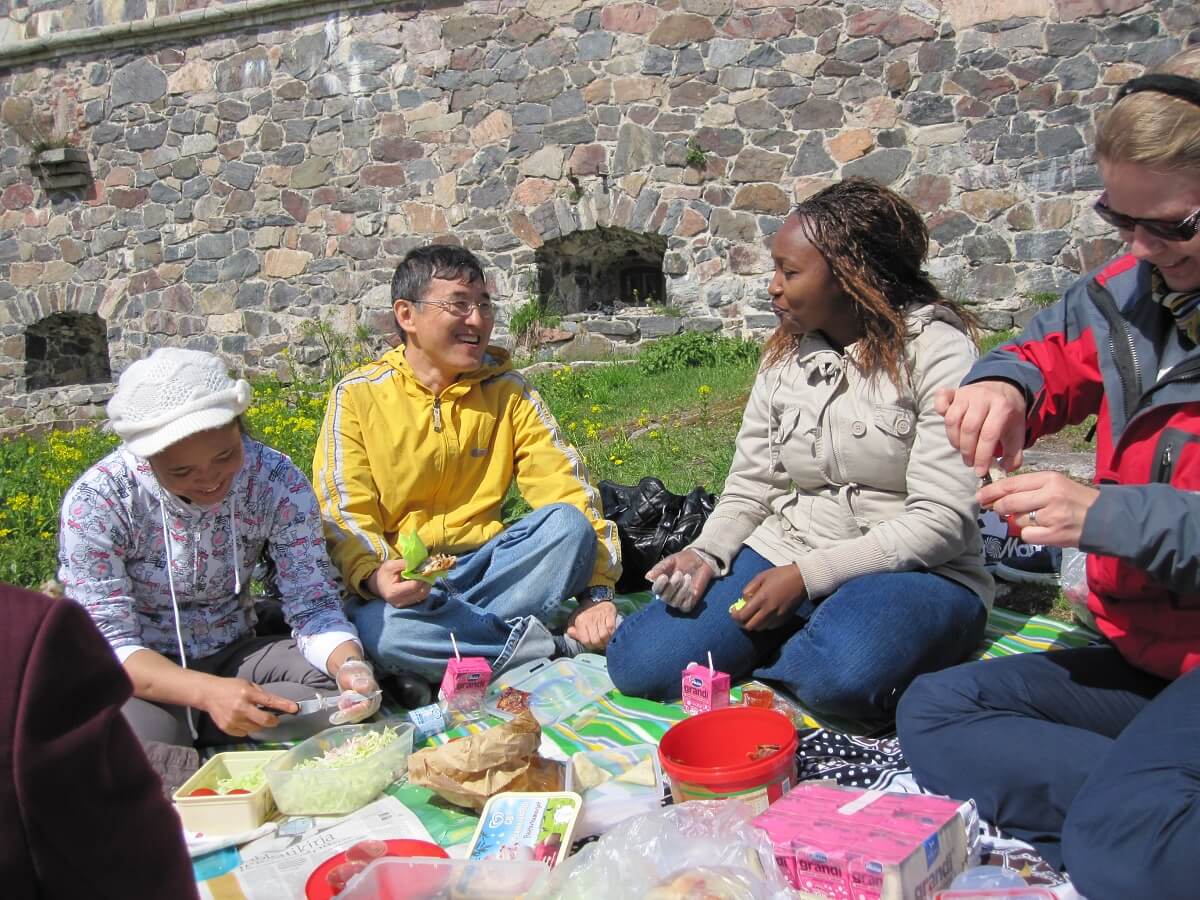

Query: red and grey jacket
<box><xmin>966</xmin><ymin>254</ymin><xmax>1200</xmax><ymax>680</ymax></box>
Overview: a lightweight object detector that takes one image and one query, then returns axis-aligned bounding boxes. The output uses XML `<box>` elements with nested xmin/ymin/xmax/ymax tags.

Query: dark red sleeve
<box><xmin>5</xmin><ymin>586</ymin><xmax>199</xmax><ymax>900</ymax></box>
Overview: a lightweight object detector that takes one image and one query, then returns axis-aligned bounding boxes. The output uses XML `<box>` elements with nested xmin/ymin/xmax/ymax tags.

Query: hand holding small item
<box><xmin>977</xmin><ymin>470</ymin><xmax>1099</xmax><ymax>549</ymax></box>
<box><xmin>647</xmin><ymin>549</ymin><xmax>715</xmax><ymax>613</ymax></box>
<box><xmin>730</xmin><ymin>564</ymin><xmax>806</xmax><ymax>632</ymax></box>
<box><xmin>202</xmin><ymin>675</ymin><xmax>299</xmax><ymax>737</ymax></box>
<box><xmin>330</xmin><ymin>658</ymin><xmax>382</xmax><ymax>726</ymax></box>
<box><xmin>935</xmin><ymin>381</ymin><xmax>1028</xmax><ymax>476</ymax></box>
<box><xmin>366</xmin><ymin>559</ymin><xmax>432</xmax><ymax>609</ymax></box>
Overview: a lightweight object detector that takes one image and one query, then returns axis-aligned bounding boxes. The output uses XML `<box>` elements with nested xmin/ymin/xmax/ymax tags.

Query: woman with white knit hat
<box><xmin>58</xmin><ymin>348</ymin><xmax>380</xmax><ymax>765</ymax></box>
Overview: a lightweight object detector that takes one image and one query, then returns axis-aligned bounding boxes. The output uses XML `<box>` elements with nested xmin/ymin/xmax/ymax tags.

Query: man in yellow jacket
<box><xmin>314</xmin><ymin>245</ymin><xmax>622</xmax><ymax>687</ymax></box>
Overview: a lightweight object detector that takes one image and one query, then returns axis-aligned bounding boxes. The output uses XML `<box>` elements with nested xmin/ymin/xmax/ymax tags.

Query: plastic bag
<box><xmin>599</xmin><ymin>477</ymin><xmax>716</xmax><ymax>593</ymax></box>
<box><xmin>532</xmin><ymin>800</ymin><xmax>794</xmax><ymax>900</ymax></box>
<box><xmin>1059</xmin><ymin>546</ymin><xmax>1097</xmax><ymax>630</ymax></box>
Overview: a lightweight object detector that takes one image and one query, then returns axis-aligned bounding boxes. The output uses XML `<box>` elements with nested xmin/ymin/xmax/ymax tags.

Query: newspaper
<box><xmin>196</xmin><ymin>795</ymin><xmax>434</xmax><ymax>899</ymax></box>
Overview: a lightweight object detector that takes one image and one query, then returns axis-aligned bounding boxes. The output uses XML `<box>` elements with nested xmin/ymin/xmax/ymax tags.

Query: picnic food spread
<box><xmin>183</xmin><ymin>651</ymin><xmax>993</xmax><ymax>899</ymax></box>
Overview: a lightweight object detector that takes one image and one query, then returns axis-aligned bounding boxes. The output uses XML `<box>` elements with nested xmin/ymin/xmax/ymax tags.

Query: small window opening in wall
<box><xmin>24</xmin><ymin>312</ymin><xmax>111</xmax><ymax>391</ymax></box>
<box><xmin>535</xmin><ymin>226</ymin><xmax>667</xmax><ymax>315</ymax></box>
<box><xmin>620</xmin><ymin>266</ymin><xmax>665</xmax><ymax>307</ymax></box>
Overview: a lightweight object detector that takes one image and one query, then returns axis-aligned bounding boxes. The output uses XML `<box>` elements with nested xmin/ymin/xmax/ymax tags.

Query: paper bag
<box><xmin>406</xmin><ymin>710</ymin><xmax>563</xmax><ymax>811</ymax></box>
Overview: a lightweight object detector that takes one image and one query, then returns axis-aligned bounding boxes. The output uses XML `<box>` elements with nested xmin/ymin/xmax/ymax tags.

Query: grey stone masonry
<box><xmin>0</xmin><ymin>0</ymin><xmax>1196</xmax><ymax>426</ymax></box>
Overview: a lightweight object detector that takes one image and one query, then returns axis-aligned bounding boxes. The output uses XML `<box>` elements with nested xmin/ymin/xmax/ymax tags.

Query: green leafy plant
<box><xmin>286</xmin><ymin>315</ymin><xmax>377</xmax><ymax>390</ymax></box>
<box><xmin>508</xmin><ymin>294</ymin><xmax>561</xmax><ymax>354</ymax></box>
<box><xmin>977</xmin><ymin>328</ymin><xmax>1018</xmax><ymax>355</ymax></box>
<box><xmin>1026</xmin><ymin>291</ymin><xmax>1059</xmax><ymax>308</ymax></box>
<box><xmin>637</xmin><ymin>330</ymin><xmax>761</xmax><ymax>375</ymax></box>
<box><xmin>685</xmin><ymin>138</ymin><xmax>707</xmax><ymax>169</ymax></box>
<box><xmin>1</xmin><ymin>94</ymin><xmax>75</xmax><ymax>154</ymax></box>
<box><xmin>651</xmin><ymin>302</ymin><xmax>685</xmax><ymax>318</ymax></box>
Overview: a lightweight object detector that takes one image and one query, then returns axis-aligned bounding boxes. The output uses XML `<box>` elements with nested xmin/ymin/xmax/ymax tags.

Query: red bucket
<box><xmin>658</xmin><ymin>707</ymin><xmax>798</xmax><ymax>814</ymax></box>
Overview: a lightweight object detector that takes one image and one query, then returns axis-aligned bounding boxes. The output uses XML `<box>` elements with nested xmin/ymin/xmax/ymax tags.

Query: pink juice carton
<box><xmin>680</xmin><ymin>660</ymin><xmax>730</xmax><ymax>714</ymax></box>
<box><xmin>754</xmin><ymin>785</ymin><xmax>974</xmax><ymax>900</ymax></box>
<box><xmin>439</xmin><ymin>655</ymin><xmax>492</xmax><ymax>720</ymax></box>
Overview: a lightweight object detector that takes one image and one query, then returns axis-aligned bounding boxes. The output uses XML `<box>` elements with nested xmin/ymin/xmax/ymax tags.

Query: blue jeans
<box><xmin>898</xmin><ymin>647</ymin><xmax>1200</xmax><ymax>899</ymax></box>
<box><xmin>607</xmin><ymin>546</ymin><xmax>986</xmax><ymax>723</ymax></box>
<box><xmin>349</xmin><ymin>503</ymin><xmax>596</xmax><ymax>682</ymax></box>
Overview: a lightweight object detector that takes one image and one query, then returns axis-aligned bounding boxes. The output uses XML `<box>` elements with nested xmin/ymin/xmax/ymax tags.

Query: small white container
<box><xmin>172</xmin><ymin>750</ymin><xmax>284</xmax><ymax>835</ymax></box>
<box><xmin>564</xmin><ymin>743</ymin><xmax>664</xmax><ymax>838</ymax></box>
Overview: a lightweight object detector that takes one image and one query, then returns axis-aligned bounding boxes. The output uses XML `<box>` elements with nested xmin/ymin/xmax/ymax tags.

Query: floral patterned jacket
<box><xmin>58</xmin><ymin>435</ymin><xmax>357</xmax><ymax>674</ymax></box>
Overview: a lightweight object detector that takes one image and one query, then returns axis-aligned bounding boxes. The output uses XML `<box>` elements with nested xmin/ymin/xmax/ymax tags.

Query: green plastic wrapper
<box><xmin>398</xmin><ymin>531</ymin><xmax>439</xmax><ymax>585</ymax></box>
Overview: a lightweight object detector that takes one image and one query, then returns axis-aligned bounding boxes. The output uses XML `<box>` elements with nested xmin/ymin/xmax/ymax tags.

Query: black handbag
<box><xmin>599</xmin><ymin>476</ymin><xmax>716</xmax><ymax>593</ymax></box>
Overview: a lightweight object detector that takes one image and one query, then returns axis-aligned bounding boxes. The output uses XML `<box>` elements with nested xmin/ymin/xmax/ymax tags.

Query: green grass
<box><xmin>502</xmin><ymin>358</ymin><xmax>757</xmax><ymax>521</ymax></box>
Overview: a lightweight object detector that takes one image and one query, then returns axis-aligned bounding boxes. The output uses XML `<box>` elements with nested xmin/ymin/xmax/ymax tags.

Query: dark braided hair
<box><xmin>761</xmin><ymin>177</ymin><xmax>975</xmax><ymax>387</ymax></box>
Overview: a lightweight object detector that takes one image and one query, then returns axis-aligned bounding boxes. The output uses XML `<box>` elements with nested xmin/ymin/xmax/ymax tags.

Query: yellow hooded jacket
<box><xmin>314</xmin><ymin>345</ymin><xmax>621</xmax><ymax>598</ymax></box>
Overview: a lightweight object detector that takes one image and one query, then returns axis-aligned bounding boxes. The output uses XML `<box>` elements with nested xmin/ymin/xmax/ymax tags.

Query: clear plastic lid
<box><xmin>565</xmin><ymin>744</ymin><xmax>664</xmax><ymax>838</ymax></box>
<box><xmin>337</xmin><ymin>857</ymin><xmax>550</xmax><ymax>899</ymax></box>
<box><xmin>483</xmin><ymin>654</ymin><xmax>614</xmax><ymax>725</ymax></box>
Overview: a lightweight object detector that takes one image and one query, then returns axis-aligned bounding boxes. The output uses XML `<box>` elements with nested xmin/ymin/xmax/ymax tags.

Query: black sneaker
<box><xmin>979</xmin><ymin>509</ymin><xmax>1061</xmax><ymax>585</ymax></box>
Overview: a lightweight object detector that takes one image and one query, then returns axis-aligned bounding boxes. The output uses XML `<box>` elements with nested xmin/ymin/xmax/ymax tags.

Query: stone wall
<box><xmin>0</xmin><ymin>0</ymin><xmax>1197</xmax><ymax>428</ymax></box>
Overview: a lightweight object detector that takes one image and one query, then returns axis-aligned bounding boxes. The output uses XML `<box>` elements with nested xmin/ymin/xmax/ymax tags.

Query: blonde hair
<box><xmin>1095</xmin><ymin>47</ymin><xmax>1200</xmax><ymax>171</ymax></box>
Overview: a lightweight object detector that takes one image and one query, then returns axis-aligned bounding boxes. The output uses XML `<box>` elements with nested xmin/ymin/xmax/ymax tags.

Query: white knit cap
<box><xmin>107</xmin><ymin>348</ymin><xmax>252</xmax><ymax>458</ymax></box>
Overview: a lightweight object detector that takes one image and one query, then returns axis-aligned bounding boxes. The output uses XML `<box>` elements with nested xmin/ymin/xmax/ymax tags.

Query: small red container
<box><xmin>658</xmin><ymin>707</ymin><xmax>798</xmax><ymax>814</ymax></box>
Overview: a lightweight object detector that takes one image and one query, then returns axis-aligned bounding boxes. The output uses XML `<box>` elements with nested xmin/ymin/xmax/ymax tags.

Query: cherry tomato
<box><xmin>227</xmin><ymin>788</ymin><xmax>252</xmax><ymax>795</ymax></box>
<box><xmin>346</xmin><ymin>839</ymin><xmax>387</xmax><ymax>864</ymax></box>
<box><xmin>189</xmin><ymin>787</ymin><xmax>218</xmax><ymax>797</ymax></box>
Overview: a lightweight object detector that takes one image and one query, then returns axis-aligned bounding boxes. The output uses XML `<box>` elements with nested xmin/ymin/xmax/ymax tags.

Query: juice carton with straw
<box><xmin>681</xmin><ymin>652</ymin><xmax>730</xmax><ymax>715</ymax></box>
<box><xmin>439</xmin><ymin>634</ymin><xmax>492</xmax><ymax>721</ymax></box>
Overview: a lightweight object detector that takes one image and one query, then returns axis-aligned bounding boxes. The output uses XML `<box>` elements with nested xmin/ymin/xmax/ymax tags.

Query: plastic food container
<box><xmin>338</xmin><ymin>858</ymin><xmax>550</xmax><ymax>900</ymax></box>
<box><xmin>173</xmin><ymin>750</ymin><xmax>284</xmax><ymax>835</ymax></box>
<box><xmin>468</xmin><ymin>791</ymin><xmax>582</xmax><ymax>868</ymax></box>
<box><xmin>564</xmin><ymin>743</ymin><xmax>664</xmax><ymax>838</ymax></box>
<box><xmin>483</xmin><ymin>654</ymin><xmax>613</xmax><ymax>725</ymax></box>
<box><xmin>658</xmin><ymin>707</ymin><xmax>798</xmax><ymax>814</ymax></box>
<box><xmin>265</xmin><ymin>721</ymin><xmax>414</xmax><ymax>816</ymax></box>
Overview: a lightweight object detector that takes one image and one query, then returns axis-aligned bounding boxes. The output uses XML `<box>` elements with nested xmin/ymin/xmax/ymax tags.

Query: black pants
<box><xmin>897</xmin><ymin>646</ymin><xmax>1200</xmax><ymax>900</ymax></box>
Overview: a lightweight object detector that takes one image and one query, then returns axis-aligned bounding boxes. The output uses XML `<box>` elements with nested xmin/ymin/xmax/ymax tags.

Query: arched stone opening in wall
<box><xmin>535</xmin><ymin>226</ymin><xmax>667</xmax><ymax>316</ymax></box>
<box><xmin>24</xmin><ymin>312</ymin><xmax>112</xmax><ymax>392</ymax></box>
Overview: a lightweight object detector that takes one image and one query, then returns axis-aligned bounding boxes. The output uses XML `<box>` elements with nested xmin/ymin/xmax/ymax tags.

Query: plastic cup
<box><xmin>742</xmin><ymin>687</ymin><xmax>775</xmax><ymax>708</ymax></box>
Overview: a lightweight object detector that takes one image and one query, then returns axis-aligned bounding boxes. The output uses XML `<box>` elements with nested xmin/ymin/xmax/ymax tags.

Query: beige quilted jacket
<box><xmin>691</xmin><ymin>304</ymin><xmax>994</xmax><ymax>607</ymax></box>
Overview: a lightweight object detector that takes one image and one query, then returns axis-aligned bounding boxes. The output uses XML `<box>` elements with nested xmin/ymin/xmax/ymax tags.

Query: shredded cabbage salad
<box><xmin>271</xmin><ymin>726</ymin><xmax>403</xmax><ymax>815</ymax></box>
<box><xmin>216</xmin><ymin>768</ymin><xmax>267</xmax><ymax>794</ymax></box>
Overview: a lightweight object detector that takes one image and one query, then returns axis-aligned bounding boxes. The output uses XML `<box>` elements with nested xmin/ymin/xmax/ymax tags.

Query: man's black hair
<box><xmin>391</xmin><ymin>245</ymin><xmax>485</xmax><ymax>306</ymax></box>
<box><xmin>390</xmin><ymin>245</ymin><xmax>486</xmax><ymax>344</ymax></box>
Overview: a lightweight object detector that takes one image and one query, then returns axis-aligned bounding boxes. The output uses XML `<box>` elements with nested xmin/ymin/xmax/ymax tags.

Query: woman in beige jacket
<box><xmin>608</xmin><ymin>179</ymin><xmax>993</xmax><ymax>723</ymax></box>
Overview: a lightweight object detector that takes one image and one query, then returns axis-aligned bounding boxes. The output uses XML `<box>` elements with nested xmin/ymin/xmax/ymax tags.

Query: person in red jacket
<box><xmin>898</xmin><ymin>49</ymin><xmax>1200</xmax><ymax>900</ymax></box>
<box><xmin>1</xmin><ymin>583</ymin><xmax>199</xmax><ymax>900</ymax></box>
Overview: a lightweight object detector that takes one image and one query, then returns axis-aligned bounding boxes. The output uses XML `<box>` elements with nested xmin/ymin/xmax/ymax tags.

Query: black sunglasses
<box><xmin>1093</xmin><ymin>194</ymin><xmax>1200</xmax><ymax>242</ymax></box>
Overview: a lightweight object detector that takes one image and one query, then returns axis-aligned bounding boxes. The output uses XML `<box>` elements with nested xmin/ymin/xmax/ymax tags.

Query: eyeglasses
<box><xmin>415</xmin><ymin>298</ymin><xmax>497</xmax><ymax>318</ymax></box>
<box><xmin>1093</xmin><ymin>194</ymin><xmax>1200</xmax><ymax>242</ymax></box>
